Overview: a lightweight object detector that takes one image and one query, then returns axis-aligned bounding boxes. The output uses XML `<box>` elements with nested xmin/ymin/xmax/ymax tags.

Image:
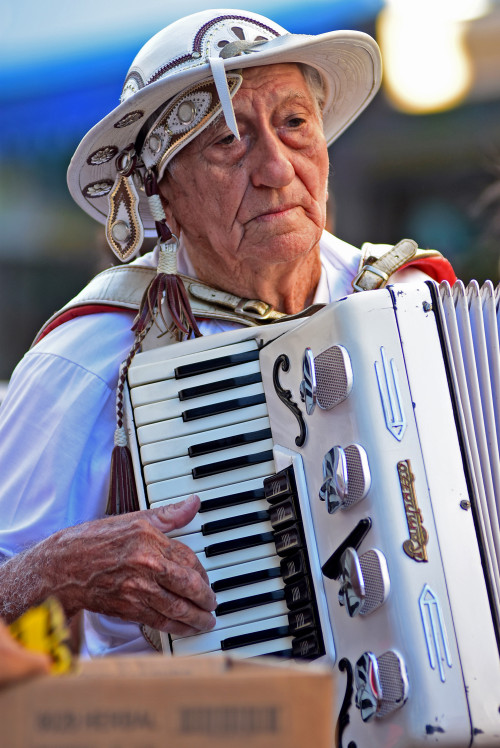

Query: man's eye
<box><xmin>287</xmin><ymin>117</ymin><xmax>305</xmax><ymax>128</ymax></box>
<box><xmin>217</xmin><ymin>133</ymin><xmax>236</xmax><ymax>146</ymax></box>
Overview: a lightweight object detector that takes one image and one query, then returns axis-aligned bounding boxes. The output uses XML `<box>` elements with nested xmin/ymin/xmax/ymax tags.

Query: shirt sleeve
<box><xmin>0</xmin><ymin>311</ymin><xmax>135</xmax><ymax>558</ymax></box>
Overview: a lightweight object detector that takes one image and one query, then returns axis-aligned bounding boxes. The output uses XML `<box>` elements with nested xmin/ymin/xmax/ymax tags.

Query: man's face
<box><xmin>159</xmin><ymin>63</ymin><xmax>329</xmax><ymax>287</ymax></box>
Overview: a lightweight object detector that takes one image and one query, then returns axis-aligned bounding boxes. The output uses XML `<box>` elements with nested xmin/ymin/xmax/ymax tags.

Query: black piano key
<box><xmin>192</xmin><ymin>450</ymin><xmax>274</xmax><ymax>479</ymax></box>
<box><xmin>199</xmin><ymin>486</ymin><xmax>266</xmax><ymax>514</ymax></box>
<box><xmin>175</xmin><ymin>349</ymin><xmax>260</xmax><ymax>379</ymax></box>
<box><xmin>252</xmin><ymin>648</ymin><xmax>293</xmax><ymax>660</ymax></box>
<box><xmin>205</xmin><ymin>531</ymin><xmax>275</xmax><ymax>558</ymax></box>
<box><xmin>221</xmin><ymin>625</ymin><xmax>290</xmax><ymax>651</ymax></box>
<box><xmin>179</xmin><ymin>372</ymin><xmax>262</xmax><ymax>401</ymax></box>
<box><xmin>280</xmin><ymin>550</ymin><xmax>308</xmax><ymax>583</ymax></box>
<box><xmin>201</xmin><ymin>509</ymin><xmax>270</xmax><ymax>536</ymax></box>
<box><xmin>211</xmin><ymin>566</ymin><xmax>281</xmax><ymax>593</ymax></box>
<box><xmin>189</xmin><ymin>428</ymin><xmax>272</xmax><ymax>458</ymax></box>
<box><xmin>288</xmin><ymin>605</ymin><xmax>317</xmax><ymax>635</ymax></box>
<box><xmin>264</xmin><ymin>466</ymin><xmax>297</xmax><ymax>504</ymax></box>
<box><xmin>284</xmin><ymin>578</ymin><xmax>312</xmax><ymax>610</ymax></box>
<box><xmin>292</xmin><ymin>632</ymin><xmax>324</xmax><ymax>660</ymax></box>
<box><xmin>321</xmin><ymin>518</ymin><xmax>372</xmax><ymax>580</ymax></box>
<box><xmin>216</xmin><ymin>589</ymin><xmax>285</xmax><ymax>616</ymax></box>
<box><xmin>183</xmin><ymin>393</ymin><xmax>266</xmax><ymax>422</ymax></box>
<box><xmin>268</xmin><ymin>497</ymin><xmax>297</xmax><ymax>529</ymax></box>
<box><xmin>273</xmin><ymin>523</ymin><xmax>304</xmax><ymax>556</ymax></box>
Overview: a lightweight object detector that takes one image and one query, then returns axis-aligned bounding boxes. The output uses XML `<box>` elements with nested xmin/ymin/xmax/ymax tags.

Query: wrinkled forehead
<box><xmin>142</xmin><ymin>61</ymin><xmax>323</xmax><ymax>180</ymax></box>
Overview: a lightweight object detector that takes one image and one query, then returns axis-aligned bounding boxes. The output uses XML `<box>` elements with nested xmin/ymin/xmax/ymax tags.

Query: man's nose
<box><xmin>250</xmin><ymin>129</ymin><xmax>295</xmax><ymax>188</ymax></box>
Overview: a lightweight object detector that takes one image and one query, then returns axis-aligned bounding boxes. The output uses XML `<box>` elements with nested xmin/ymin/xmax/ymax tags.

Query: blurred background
<box><xmin>1</xmin><ymin>0</ymin><xmax>499</xmax><ymax>382</ymax></box>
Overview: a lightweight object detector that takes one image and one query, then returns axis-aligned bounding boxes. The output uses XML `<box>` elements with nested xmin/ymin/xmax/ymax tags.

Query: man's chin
<box><xmin>245</xmin><ymin>229</ymin><xmax>321</xmax><ymax>265</ymax></box>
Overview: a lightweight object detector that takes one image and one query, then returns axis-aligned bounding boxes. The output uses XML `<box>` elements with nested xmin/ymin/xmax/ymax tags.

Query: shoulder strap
<box><xmin>352</xmin><ymin>238</ymin><xmax>456</xmax><ymax>292</ymax></box>
<box><xmin>34</xmin><ymin>239</ymin><xmax>456</xmax><ymax>345</ymax></box>
<box><xmin>32</xmin><ymin>265</ymin><xmax>293</xmax><ymax>346</ymax></box>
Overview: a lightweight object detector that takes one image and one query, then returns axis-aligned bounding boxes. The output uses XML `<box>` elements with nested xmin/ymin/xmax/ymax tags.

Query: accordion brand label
<box><xmin>398</xmin><ymin>459</ymin><xmax>429</xmax><ymax>562</ymax></box>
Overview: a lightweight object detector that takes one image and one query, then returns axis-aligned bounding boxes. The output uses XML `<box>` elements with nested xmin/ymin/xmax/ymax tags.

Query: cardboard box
<box><xmin>0</xmin><ymin>655</ymin><xmax>335</xmax><ymax>748</ymax></box>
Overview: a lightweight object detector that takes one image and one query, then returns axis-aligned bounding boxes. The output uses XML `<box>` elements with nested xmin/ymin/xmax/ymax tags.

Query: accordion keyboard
<box><xmin>126</xmin><ymin>327</ymin><xmax>332</xmax><ymax>660</ymax></box>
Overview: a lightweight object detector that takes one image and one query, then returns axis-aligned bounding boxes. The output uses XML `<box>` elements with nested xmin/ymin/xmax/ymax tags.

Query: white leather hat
<box><xmin>67</xmin><ymin>8</ymin><xmax>382</xmax><ymax>261</ymax></box>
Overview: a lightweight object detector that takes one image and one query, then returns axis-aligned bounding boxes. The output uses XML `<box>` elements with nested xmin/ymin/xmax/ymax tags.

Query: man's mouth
<box><xmin>253</xmin><ymin>204</ymin><xmax>298</xmax><ymax>221</ymax></box>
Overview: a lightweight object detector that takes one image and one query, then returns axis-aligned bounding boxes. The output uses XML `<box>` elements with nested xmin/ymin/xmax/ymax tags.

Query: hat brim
<box><xmin>67</xmin><ymin>29</ymin><xmax>381</xmax><ymax>234</ymax></box>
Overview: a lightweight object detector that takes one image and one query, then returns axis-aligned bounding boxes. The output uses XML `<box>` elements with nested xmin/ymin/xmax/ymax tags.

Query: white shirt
<box><xmin>0</xmin><ymin>232</ymin><xmax>418</xmax><ymax>656</ymax></box>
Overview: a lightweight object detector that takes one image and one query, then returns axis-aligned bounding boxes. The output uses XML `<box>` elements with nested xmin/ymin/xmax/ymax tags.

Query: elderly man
<box><xmin>0</xmin><ymin>9</ymin><xmax>454</xmax><ymax>657</ymax></box>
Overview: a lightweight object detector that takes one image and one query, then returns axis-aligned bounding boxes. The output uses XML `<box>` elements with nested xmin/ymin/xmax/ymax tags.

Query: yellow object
<box><xmin>8</xmin><ymin>598</ymin><xmax>72</xmax><ymax>674</ymax></box>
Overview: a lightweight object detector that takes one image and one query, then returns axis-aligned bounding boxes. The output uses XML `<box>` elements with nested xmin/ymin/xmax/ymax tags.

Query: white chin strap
<box><xmin>208</xmin><ymin>56</ymin><xmax>240</xmax><ymax>140</ymax></box>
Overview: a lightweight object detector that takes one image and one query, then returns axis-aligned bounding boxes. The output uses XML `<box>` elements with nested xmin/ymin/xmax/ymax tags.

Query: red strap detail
<box><xmin>402</xmin><ymin>255</ymin><xmax>457</xmax><ymax>285</ymax></box>
<box><xmin>34</xmin><ymin>305</ymin><xmax>132</xmax><ymax>346</ymax></box>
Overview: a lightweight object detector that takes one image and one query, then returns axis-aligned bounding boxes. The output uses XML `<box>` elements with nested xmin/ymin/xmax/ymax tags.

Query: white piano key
<box><xmin>214</xmin><ymin>637</ymin><xmax>294</xmax><ymax>659</ymax></box>
<box><xmin>196</xmin><ymin>541</ymin><xmax>278</xmax><ymax>572</ymax></box>
<box><xmin>134</xmin><ymin>382</ymin><xmax>265</xmax><ymax>427</ymax></box>
<box><xmin>215</xmin><ymin>575</ymin><xmax>285</xmax><ymax>606</ymax></box>
<box><xmin>166</xmin><ymin>499</ymin><xmax>270</xmax><ymax>539</ymax></box>
<box><xmin>146</xmin><ymin>459</ymin><xmax>275</xmax><ymax>503</ymax></box>
<box><xmin>128</xmin><ymin>339</ymin><xmax>259</xmax><ymax>387</ymax></box>
<box><xmin>138</xmin><ymin>403</ymin><xmax>270</xmax><ymax>445</ymax></box>
<box><xmin>210</xmin><ymin>600</ymin><xmax>289</xmax><ymax>632</ymax></box>
<box><xmin>140</xmin><ymin>416</ymin><xmax>271</xmax><ymax>464</ymax></box>
<box><xmin>171</xmin><ymin>614</ymin><xmax>289</xmax><ymax>656</ymax></box>
<box><xmin>175</xmin><ymin>637</ymin><xmax>294</xmax><ymax>659</ymax></box>
<box><xmin>207</xmin><ymin>555</ymin><xmax>282</xmax><ymax>586</ymax></box>
<box><xmin>147</xmin><ymin>475</ymin><xmax>267</xmax><ymax>509</ymax></box>
<box><xmin>179</xmin><ymin>520</ymin><xmax>274</xmax><ymax>555</ymax></box>
<box><xmin>143</xmin><ymin>438</ymin><xmax>274</xmax><ymax>484</ymax></box>
<box><xmin>130</xmin><ymin>360</ymin><xmax>261</xmax><ymax>407</ymax></box>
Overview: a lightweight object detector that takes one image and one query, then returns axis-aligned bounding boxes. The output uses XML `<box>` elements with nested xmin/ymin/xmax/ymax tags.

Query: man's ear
<box><xmin>159</xmin><ymin>185</ymin><xmax>181</xmax><ymax>237</ymax></box>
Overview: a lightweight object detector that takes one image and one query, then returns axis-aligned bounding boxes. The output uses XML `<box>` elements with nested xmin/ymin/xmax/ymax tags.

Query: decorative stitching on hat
<box><xmin>122</xmin><ymin>71</ymin><xmax>146</xmax><ymax>99</ymax></box>
<box><xmin>87</xmin><ymin>146</ymin><xmax>119</xmax><ymax>165</ymax></box>
<box><xmin>148</xmin><ymin>15</ymin><xmax>280</xmax><ymax>84</ymax></box>
<box><xmin>83</xmin><ymin>180</ymin><xmax>114</xmax><ymax>198</ymax></box>
<box><xmin>192</xmin><ymin>15</ymin><xmax>279</xmax><ymax>50</ymax></box>
<box><xmin>114</xmin><ymin>110</ymin><xmax>145</xmax><ymax>128</ymax></box>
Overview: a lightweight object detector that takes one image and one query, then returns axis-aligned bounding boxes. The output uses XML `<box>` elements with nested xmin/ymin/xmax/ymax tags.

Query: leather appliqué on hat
<box><xmin>83</xmin><ymin>180</ymin><xmax>114</xmax><ymax>198</ymax></box>
<box><xmin>141</xmin><ymin>76</ymin><xmax>240</xmax><ymax>176</ymax></box>
<box><xmin>114</xmin><ymin>110</ymin><xmax>144</xmax><ymax>129</ymax></box>
<box><xmin>106</xmin><ymin>174</ymin><xmax>144</xmax><ymax>261</ymax></box>
<box><xmin>87</xmin><ymin>146</ymin><xmax>119</xmax><ymax>165</ymax></box>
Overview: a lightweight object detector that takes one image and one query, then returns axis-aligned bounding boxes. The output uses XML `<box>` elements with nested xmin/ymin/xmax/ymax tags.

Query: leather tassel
<box><xmin>106</xmin><ymin>352</ymin><xmax>143</xmax><ymax>516</ymax></box>
<box><xmin>132</xmin><ymin>269</ymin><xmax>201</xmax><ymax>338</ymax></box>
<box><xmin>106</xmin><ymin>427</ymin><xmax>139</xmax><ymax>515</ymax></box>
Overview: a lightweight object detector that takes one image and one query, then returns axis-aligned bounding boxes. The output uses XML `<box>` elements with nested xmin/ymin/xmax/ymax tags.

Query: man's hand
<box><xmin>0</xmin><ymin>496</ymin><xmax>217</xmax><ymax>637</ymax></box>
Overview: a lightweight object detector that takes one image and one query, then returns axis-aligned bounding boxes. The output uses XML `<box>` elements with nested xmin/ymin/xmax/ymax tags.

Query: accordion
<box><xmin>124</xmin><ymin>280</ymin><xmax>500</xmax><ymax>747</ymax></box>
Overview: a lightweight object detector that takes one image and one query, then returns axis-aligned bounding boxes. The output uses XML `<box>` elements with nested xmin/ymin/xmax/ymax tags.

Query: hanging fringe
<box><xmin>106</xmin><ymin>426</ymin><xmax>139</xmax><ymax>515</ymax></box>
<box><xmin>132</xmin><ymin>258</ymin><xmax>202</xmax><ymax>338</ymax></box>
<box><xmin>131</xmin><ymin>170</ymin><xmax>202</xmax><ymax>340</ymax></box>
<box><xmin>106</xmin><ymin>341</ymin><xmax>145</xmax><ymax>515</ymax></box>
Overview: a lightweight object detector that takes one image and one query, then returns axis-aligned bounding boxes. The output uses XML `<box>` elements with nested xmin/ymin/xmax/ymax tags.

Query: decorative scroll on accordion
<box><xmin>124</xmin><ymin>280</ymin><xmax>500</xmax><ymax>747</ymax></box>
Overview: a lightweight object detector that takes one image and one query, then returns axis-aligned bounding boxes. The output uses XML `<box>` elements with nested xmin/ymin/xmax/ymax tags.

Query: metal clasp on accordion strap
<box><xmin>352</xmin><ymin>264</ymin><xmax>390</xmax><ymax>292</ymax></box>
<box><xmin>235</xmin><ymin>297</ymin><xmax>276</xmax><ymax>320</ymax></box>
